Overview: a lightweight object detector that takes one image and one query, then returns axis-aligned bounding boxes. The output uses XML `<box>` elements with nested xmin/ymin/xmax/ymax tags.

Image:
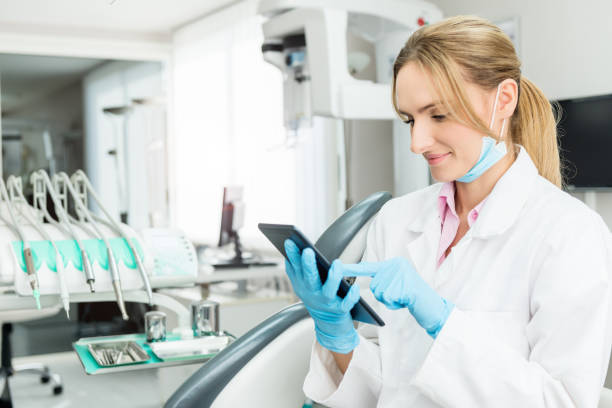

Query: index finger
<box><xmin>339</xmin><ymin>261</ymin><xmax>380</xmax><ymax>278</ymax></box>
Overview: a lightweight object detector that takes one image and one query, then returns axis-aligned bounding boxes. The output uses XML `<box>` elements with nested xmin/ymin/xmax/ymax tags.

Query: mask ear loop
<box><xmin>489</xmin><ymin>83</ymin><xmax>507</xmax><ymax>141</ymax></box>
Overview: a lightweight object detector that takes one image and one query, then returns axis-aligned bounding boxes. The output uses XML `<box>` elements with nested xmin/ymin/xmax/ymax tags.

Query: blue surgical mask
<box><xmin>457</xmin><ymin>83</ymin><xmax>508</xmax><ymax>183</ymax></box>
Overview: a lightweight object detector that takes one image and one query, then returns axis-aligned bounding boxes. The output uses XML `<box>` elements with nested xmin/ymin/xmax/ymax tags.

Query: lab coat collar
<box><xmin>468</xmin><ymin>145</ymin><xmax>538</xmax><ymax>238</ymax></box>
<box><xmin>406</xmin><ymin>145</ymin><xmax>539</xmax><ymax>238</ymax></box>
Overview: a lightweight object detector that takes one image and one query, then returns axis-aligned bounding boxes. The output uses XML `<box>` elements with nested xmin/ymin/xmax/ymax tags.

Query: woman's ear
<box><xmin>498</xmin><ymin>78</ymin><xmax>519</xmax><ymax>119</ymax></box>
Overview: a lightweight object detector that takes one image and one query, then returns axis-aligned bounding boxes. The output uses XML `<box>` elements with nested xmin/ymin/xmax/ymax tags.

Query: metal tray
<box><xmin>87</xmin><ymin>340</ymin><xmax>150</xmax><ymax>367</ymax></box>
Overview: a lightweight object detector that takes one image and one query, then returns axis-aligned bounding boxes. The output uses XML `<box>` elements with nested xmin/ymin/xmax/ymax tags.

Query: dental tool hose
<box><xmin>31</xmin><ymin>171</ymin><xmax>77</xmax><ymax>318</ymax></box>
<box><xmin>8</xmin><ymin>176</ymin><xmax>73</xmax><ymax>316</ymax></box>
<box><xmin>33</xmin><ymin>189</ymin><xmax>95</xmax><ymax>294</ymax></box>
<box><xmin>39</xmin><ymin>172</ymin><xmax>127</xmax><ymax>320</ymax></box>
<box><xmin>32</xmin><ymin>173</ymin><xmax>95</xmax><ymax>292</ymax></box>
<box><xmin>57</xmin><ymin>172</ymin><xmax>130</xmax><ymax>319</ymax></box>
<box><xmin>72</xmin><ymin>170</ymin><xmax>154</xmax><ymax>306</ymax></box>
<box><xmin>0</xmin><ymin>178</ymin><xmax>41</xmax><ymax>309</ymax></box>
<box><xmin>51</xmin><ymin>176</ymin><xmax>96</xmax><ymax>292</ymax></box>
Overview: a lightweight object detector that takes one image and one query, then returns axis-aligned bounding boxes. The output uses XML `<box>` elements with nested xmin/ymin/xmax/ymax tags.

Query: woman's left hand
<box><xmin>339</xmin><ymin>257</ymin><xmax>454</xmax><ymax>338</ymax></box>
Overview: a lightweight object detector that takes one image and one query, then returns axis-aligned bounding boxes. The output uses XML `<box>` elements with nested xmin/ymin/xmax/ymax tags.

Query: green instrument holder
<box><xmin>12</xmin><ymin>238</ymin><xmax>145</xmax><ymax>274</ymax></box>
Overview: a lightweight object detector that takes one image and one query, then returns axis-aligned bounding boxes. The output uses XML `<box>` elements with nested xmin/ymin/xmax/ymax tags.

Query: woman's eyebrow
<box><xmin>399</xmin><ymin>102</ymin><xmax>441</xmax><ymax>117</ymax></box>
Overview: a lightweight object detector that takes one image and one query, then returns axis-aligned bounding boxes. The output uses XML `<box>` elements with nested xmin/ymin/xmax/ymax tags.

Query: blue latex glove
<box><xmin>284</xmin><ymin>239</ymin><xmax>361</xmax><ymax>354</ymax></box>
<box><xmin>340</xmin><ymin>257</ymin><xmax>454</xmax><ymax>338</ymax></box>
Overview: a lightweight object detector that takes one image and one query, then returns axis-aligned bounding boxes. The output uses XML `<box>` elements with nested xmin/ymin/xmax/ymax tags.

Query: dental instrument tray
<box><xmin>87</xmin><ymin>341</ymin><xmax>150</xmax><ymax>367</ymax></box>
<box><xmin>73</xmin><ymin>332</ymin><xmax>234</xmax><ymax>375</ymax></box>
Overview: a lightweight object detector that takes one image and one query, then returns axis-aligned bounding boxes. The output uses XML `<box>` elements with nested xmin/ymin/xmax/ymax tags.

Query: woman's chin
<box><xmin>430</xmin><ymin>169</ymin><xmax>459</xmax><ymax>183</ymax></box>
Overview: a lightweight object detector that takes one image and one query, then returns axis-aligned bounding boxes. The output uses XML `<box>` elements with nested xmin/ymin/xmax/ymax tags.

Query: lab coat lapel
<box><xmin>406</xmin><ymin>192</ymin><xmax>441</xmax><ymax>283</ymax></box>
<box><xmin>471</xmin><ymin>146</ymin><xmax>539</xmax><ymax>238</ymax></box>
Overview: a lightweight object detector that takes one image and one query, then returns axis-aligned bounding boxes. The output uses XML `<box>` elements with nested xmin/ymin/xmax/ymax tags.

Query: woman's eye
<box><xmin>432</xmin><ymin>114</ymin><xmax>446</xmax><ymax>121</ymax></box>
<box><xmin>403</xmin><ymin>119</ymin><xmax>414</xmax><ymax>126</ymax></box>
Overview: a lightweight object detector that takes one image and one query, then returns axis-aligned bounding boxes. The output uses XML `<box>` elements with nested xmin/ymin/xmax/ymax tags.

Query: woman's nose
<box><xmin>410</xmin><ymin>124</ymin><xmax>435</xmax><ymax>155</ymax></box>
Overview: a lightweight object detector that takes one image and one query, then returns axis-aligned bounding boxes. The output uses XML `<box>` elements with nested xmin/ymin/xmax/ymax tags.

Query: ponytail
<box><xmin>511</xmin><ymin>77</ymin><xmax>562</xmax><ymax>187</ymax></box>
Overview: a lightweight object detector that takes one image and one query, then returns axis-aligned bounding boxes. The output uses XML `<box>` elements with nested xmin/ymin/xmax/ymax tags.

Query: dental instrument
<box><xmin>30</xmin><ymin>174</ymin><xmax>96</xmax><ymax>295</ymax></box>
<box><xmin>34</xmin><ymin>170</ymin><xmax>128</xmax><ymax>319</ymax></box>
<box><xmin>55</xmin><ymin>172</ymin><xmax>133</xmax><ymax>318</ymax></box>
<box><xmin>7</xmin><ymin>175</ymin><xmax>73</xmax><ymax>316</ymax></box>
<box><xmin>0</xmin><ymin>178</ymin><xmax>41</xmax><ymax>309</ymax></box>
<box><xmin>51</xmin><ymin>175</ymin><xmax>97</xmax><ymax>292</ymax></box>
<box><xmin>28</xmin><ymin>172</ymin><xmax>72</xmax><ymax>316</ymax></box>
<box><xmin>29</xmin><ymin>171</ymin><xmax>84</xmax><ymax>318</ymax></box>
<box><xmin>72</xmin><ymin>170</ymin><xmax>154</xmax><ymax>306</ymax></box>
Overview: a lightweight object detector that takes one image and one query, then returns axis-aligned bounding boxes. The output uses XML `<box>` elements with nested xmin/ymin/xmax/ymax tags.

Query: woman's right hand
<box><xmin>284</xmin><ymin>239</ymin><xmax>361</xmax><ymax>354</ymax></box>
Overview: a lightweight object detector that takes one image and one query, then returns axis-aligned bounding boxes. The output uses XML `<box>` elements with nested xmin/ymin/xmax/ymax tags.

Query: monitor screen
<box><xmin>556</xmin><ymin>94</ymin><xmax>612</xmax><ymax>188</ymax></box>
<box><xmin>218</xmin><ymin>186</ymin><xmax>244</xmax><ymax>247</ymax></box>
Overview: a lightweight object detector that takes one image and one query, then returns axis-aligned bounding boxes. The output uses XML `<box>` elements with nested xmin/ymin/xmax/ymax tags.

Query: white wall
<box><xmin>430</xmin><ymin>0</ymin><xmax>612</xmax><ymax>228</ymax></box>
<box><xmin>430</xmin><ymin>0</ymin><xmax>612</xmax><ymax>100</ymax></box>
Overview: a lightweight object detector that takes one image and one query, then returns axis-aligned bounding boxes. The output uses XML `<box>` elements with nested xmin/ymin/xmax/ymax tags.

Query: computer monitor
<box><xmin>218</xmin><ymin>186</ymin><xmax>245</xmax><ymax>247</ymax></box>
<box><xmin>556</xmin><ymin>93</ymin><xmax>612</xmax><ymax>188</ymax></box>
<box><xmin>214</xmin><ymin>186</ymin><xmax>274</xmax><ymax>269</ymax></box>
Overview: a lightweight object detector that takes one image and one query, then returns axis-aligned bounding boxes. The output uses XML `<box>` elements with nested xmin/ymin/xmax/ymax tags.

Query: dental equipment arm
<box><xmin>34</xmin><ymin>170</ymin><xmax>129</xmax><ymax>320</ymax></box>
<box><xmin>30</xmin><ymin>171</ymin><xmax>80</xmax><ymax>318</ymax></box>
<box><xmin>31</xmin><ymin>173</ymin><xmax>94</xmax><ymax>291</ymax></box>
<box><xmin>51</xmin><ymin>175</ymin><xmax>97</xmax><ymax>292</ymax></box>
<box><xmin>72</xmin><ymin>170</ymin><xmax>153</xmax><ymax>306</ymax></box>
<box><xmin>0</xmin><ymin>178</ymin><xmax>41</xmax><ymax>309</ymax></box>
<box><xmin>55</xmin><ymin>172</ymin><xmax>132</xmax><ymax>318</ymax></box>
<box><xmin>7</xmin><ymin>175</ymin><xmax>75</xmax><ymax>316</ymax></box>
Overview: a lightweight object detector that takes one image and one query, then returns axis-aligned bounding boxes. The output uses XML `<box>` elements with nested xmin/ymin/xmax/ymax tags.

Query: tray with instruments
<box><xmin>73</xmin><ymin>332</ymin><xmax>234</xmax><ymax>375</ymax></box>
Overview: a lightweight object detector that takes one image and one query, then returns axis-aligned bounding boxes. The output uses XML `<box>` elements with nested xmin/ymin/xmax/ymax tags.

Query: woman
<box><xmin>283</xmin><ymin>15</ymin><xmax>612</xmax><ymax>407</ymax></box>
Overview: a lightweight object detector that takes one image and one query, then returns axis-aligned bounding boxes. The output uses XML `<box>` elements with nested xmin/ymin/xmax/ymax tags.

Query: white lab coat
<box><xmin>303</xmin><ymin>146</ymin><xmax>612</xmax><ymax>408</ymax></box>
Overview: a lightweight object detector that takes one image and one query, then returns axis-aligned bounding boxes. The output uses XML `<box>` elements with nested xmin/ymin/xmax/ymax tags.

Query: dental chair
<box><xmin>164</xmin><ymin>191</ymin><xmax>392</xmax><ymax>408</ymax></box>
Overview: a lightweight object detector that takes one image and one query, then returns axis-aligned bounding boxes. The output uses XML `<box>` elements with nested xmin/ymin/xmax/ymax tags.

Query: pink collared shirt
<box><xmin>437</xmin><ymin>182</ymin><xmax>487</xmax><ymax>268</ymax></box>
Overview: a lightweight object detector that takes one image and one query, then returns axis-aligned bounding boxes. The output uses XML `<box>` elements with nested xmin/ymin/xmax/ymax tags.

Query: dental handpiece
<box><xmin>55</xmin><ymin>172</ymin><xmax>127</xmax><ymax>317</ymax></box>
<box><xmin>131</xmin><ymin>247</ymin><xmax>153</xmax><ymax>304</ymax></box>
<box><xmin>81</xmin><ymin>250</ymin><xmax>95</xmax><ymax>292</ymax></box>
<box><xmin>92</xmin><ymin>214</ymin><xmax>153</xmax><ymax>305</ymax></box>
<box><xmin>31</xmin><ymin>171</ymin><xmax>74</xmax><ymax>317</ymax></box>
<box><xmin>65</xmin><ymin>220</ymin><xmax>96</xmax><ymax>293</ymax></box>
<box><xmin>0</xmin><ymin>178</ymin><xmax>41</xmax><ymax>309</ymax></box>
<box><xmin>71</xmin><ymin>171</ymin><xmax>153</xmax><ymax>305</ymax></box>
<box><xmin>55</xmin><ymin>253</ymin><xmax>70</xmax><ymax>318</ymax></box>
<box><xmin>23</xmin><ymin>244</ymin><xmax>41</xmax><ymax>310</ymax></box>
<box><xmin>107</xmin><ymin>247</ymin><xmax>128</xmax><ymax>320</ymax></box>
<box><xmin>53</xmin><ymin>175</ymin><xmax>96</xmax><ymax>293</ymax></box>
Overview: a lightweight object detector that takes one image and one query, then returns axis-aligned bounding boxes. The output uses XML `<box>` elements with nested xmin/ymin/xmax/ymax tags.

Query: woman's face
<box><xmin>395</xmin><ymin>62</ymin><xmax>497</xmax><ymax>182</ymax></box>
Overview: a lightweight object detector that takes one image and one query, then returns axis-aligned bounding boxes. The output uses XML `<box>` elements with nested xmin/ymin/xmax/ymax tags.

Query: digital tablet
<box><xmin>258</xmin><ymin>223</ymin><xmax>385</xmax><ymax>326</ymax></box>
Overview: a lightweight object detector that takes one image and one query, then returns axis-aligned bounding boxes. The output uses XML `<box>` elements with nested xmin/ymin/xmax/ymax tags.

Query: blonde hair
<box><xmin>392</xmin><ymin>15</ymin><xmax>562</xmax><ymax>187</ymax></box>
